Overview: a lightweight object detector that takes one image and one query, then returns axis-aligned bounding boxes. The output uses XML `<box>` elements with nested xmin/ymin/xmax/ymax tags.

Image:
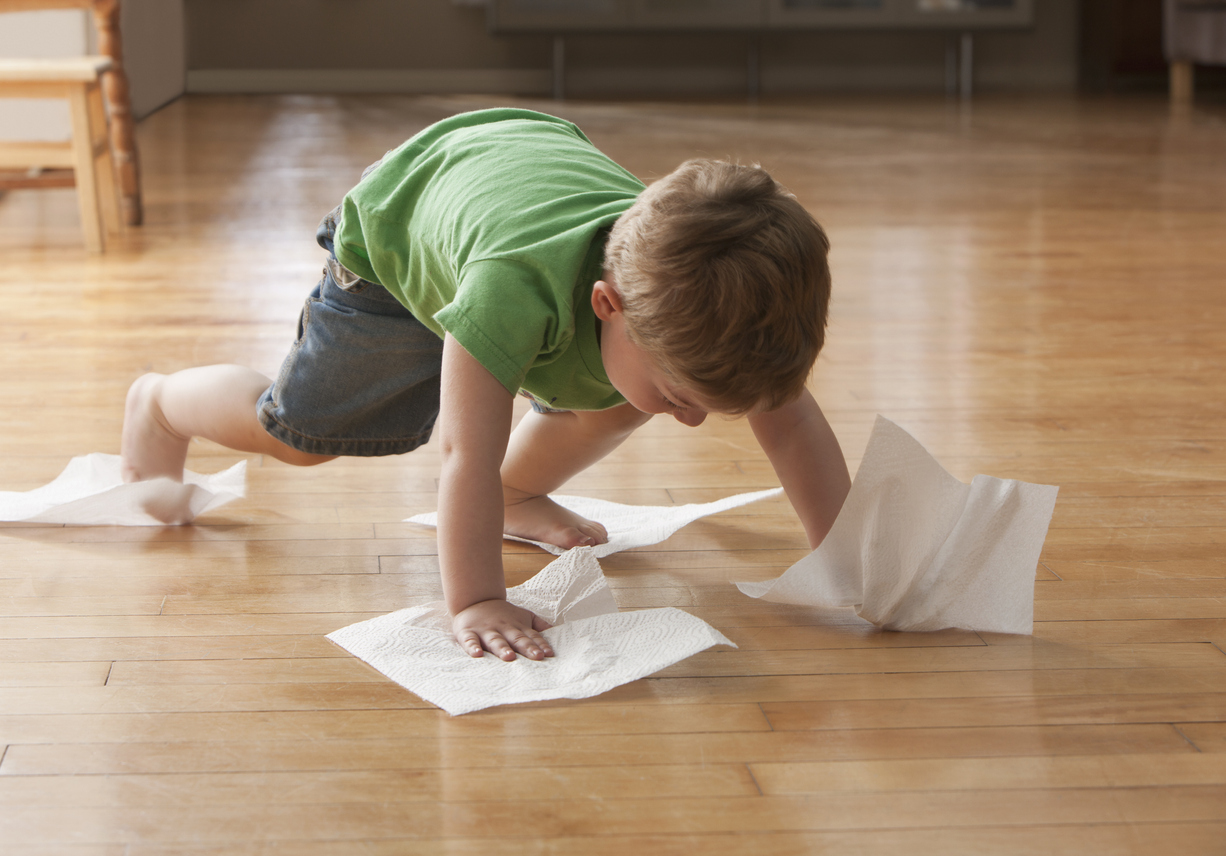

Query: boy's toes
<box><xmin>552</xmin><ymin>521</ymin><xmax>606</xmax><ymax>549</ymax></box>
<box><xmin>578</xmin><ymin>520</ymin><xmax>608</xmax><ymax>545</ymax></box>
<box><xmin>557</xmin><ymin>526</ymin><xmax>595</xmax><ymax>549</ymax></box>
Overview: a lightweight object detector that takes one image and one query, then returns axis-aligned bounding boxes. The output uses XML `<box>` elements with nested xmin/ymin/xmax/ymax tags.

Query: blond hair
<box><xmin>604</xmin><ymin>159</ymin><xmax>831</xmax><ymax>414</ymax></box>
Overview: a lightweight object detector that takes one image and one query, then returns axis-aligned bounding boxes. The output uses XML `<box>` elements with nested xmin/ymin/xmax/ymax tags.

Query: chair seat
<box><xmin>0</xmin><ymin>0</ymin><xmax>142</xmax><ymax>245</ymax></box>
<box><xmin>0</xmin><ymin>56</ymin><xmax>112</xmax><ymax>82</ymax></box>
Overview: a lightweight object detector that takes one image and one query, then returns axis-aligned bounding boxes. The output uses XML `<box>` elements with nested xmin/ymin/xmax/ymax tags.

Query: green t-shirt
<box><xmin>333</xmin><ymin>108</ymin><xmax>645</xmax><ymax>411</ymax></box>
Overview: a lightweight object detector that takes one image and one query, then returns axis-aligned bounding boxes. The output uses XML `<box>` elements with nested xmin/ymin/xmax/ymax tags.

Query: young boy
<box><xmin>121</xmin><ymin>108</ymin><xmax>851</xmax><ymax>663</ymax></box>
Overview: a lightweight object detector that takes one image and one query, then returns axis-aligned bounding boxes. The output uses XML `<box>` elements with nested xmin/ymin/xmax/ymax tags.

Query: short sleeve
<box><xmin>434</xmin><ymin>258</ymin><xmax>572</xmax><ymax>395</ymax></box>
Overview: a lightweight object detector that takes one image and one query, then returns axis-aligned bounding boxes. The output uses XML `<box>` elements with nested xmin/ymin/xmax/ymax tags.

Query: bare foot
<box><xmin>503</xmin><ymin>493</ymin><xmax>608</xmax><ymax>550</ymax></box>
<box><xmin>121</xmin><ymin>373</ymin><xmax>190</xmax><ymax>483</ymax></box>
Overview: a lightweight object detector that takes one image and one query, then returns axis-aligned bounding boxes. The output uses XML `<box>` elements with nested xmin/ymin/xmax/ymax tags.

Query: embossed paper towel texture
<box><xmin>737</xmin><ymin>416</ymin><xmax>1058</xmax><ymax>635</ymax></box>
<box><xmin>327</xmin><ymin>547</ymin><xmax>735</xmax><ymax>715</ymax></box>
<box><xmin>0</xmin><ymin>453</ymin><xmax>246</xmax><ymax>526</ymax></box>
<box><xmin>407</xmin><ymin>487</ymin><xmax>783</xmax><ymax>557</ymax></box>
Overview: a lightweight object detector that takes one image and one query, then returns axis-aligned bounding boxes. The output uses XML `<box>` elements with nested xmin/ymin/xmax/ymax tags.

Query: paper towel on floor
<box><xmin>0</xmin><ymin>453</ymin><xmax>246</xmax><ymax>526</ymax></box>
<box><xmin>407</xmin><ymin>487</ymin><xmax>783</xmax><ymax>557</ymax></box>
<box><xmin>736</xmin><ymin>416</ymin><xmax>1058</xmax><ymax>635</ymax></box>
<box><xmin>327</xmin><ymin>547</ymin><xmax>734</xmax><ymax>715</ymax></box>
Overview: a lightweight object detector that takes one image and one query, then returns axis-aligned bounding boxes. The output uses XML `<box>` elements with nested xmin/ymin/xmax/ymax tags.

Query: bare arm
<box><xmin>437</xmin><ymin>334</ymin><xmax>553</xmax><ymax>661</ymax></box>
<box><xmin>748</xmin><ymin>389</ymin><xmax>851</xmax><ymax>549</ymax></box>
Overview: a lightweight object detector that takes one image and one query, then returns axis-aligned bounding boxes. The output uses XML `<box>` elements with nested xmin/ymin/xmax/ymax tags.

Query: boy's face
<box><xmin>591</xmin><ymin>279</ymin><xmax>709</xmax><ymax>427</ymax></box>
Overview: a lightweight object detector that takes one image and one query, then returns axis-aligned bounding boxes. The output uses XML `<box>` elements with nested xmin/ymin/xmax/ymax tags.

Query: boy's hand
<box><xmin>452</xmin><ymin>599</ymin><xmax>554</xmax><ymax>661</ymax></box>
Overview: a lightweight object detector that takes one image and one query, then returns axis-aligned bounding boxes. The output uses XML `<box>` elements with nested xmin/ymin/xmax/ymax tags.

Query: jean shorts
<box><xmin>256</xmin><ymin>209</ymin><xmax>445</xmax><ymax>457</ymax></box>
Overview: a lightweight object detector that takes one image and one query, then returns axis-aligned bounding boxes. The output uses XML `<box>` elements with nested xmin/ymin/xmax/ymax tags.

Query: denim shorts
<box><xmin>256</xmin><ymin>210</ymin><xmax>445</xmax><ymax>457</ymax></box>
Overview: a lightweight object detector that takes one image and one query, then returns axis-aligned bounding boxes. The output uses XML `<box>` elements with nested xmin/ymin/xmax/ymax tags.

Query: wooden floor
<box><xmin>1</xmin><ymin>91</ymin><xmax>1225</xmax><ymax>854</ymax></box>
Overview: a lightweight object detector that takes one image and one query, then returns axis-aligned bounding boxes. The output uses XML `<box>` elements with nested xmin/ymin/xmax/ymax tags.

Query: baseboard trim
<box><xmin>186</xmin><ymin>68</ymin><xmax>553</xmax><ymax>95</ymax></box>
<box><xmin>185</xmin><ymin>65</ymin><xmax>1074</xmax><ymax>97</ymax></box>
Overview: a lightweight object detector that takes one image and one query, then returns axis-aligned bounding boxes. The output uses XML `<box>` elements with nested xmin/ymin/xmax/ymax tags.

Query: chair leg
<box><xmin>1170</xmin><ymin>60</ymin><xmax>1194</xmax><ymax>104</ymax></box>
<box><xmin>107</xmin><ymin>88</ymin><xmax>142</xmax><ymax>227</ymax></box>
<box><xmin>88</xmin><ymin>84</ymin><xmax>122</xmax><ymax>236</ymax></box>
<box><xmin>94</xmin><ymin>0</ymin><xmax>143</xmax><ymax>227</ymax></box>
<box><xmin>68</xmin><ymin>83</ymin><xmax>106</xmax><ymax>252</ymax></box>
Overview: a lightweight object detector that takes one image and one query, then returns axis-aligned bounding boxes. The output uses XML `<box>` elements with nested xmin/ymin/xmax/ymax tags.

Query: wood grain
<box><xmin>1</xmin><ymin>90</ymin><xmax>1224</xmax><ymax>851</ymax></box>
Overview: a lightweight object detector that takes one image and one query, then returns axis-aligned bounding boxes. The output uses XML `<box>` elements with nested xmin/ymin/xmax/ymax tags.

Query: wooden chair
<box><xmin>0</xmin><ymin>0</ymin><xmax>142</xmax><ymax>251</ymax></box>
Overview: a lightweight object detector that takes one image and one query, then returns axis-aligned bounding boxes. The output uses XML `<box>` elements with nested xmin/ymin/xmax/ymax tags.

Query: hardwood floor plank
<box><xmin>749</xmin><ymin>753</ymin><xmax>1226</xmax><ymax>793</ymax></box>
<box><xmin>6</xmin><ymin>846</ymin><xmax>124</xmax><ymax>856</ymax></box>
<box><xmin>699</xmin><ymin>624</ymin><xmax>985</xmax><ymax>650</ymax></box>
<box><xmin>1034</xmin><ymin>598</ymin><xmax>1226</xmax><ymax>621</ymax></box>
<box><xmin>85</xmin><ymin>642</ymin><xmax>1226</xmax><ymax>688</ymax></box>
<box><xmin>2</xmin><ymin>787</ymin><xmax>1225</xmax><ymax>843</ymax></box>
<box><xmin>1042</xmin><ymin>560</ymin><xmax>1226</xmax><ymax>582</ymax></box>
<box><xmin>1038</xmin><ymin>528</ymin><xmax>1226</xmax><ymax>562</ymax></box>
<box><xmin>992</xmin><ymin>619</ymin><xmax>1226</xmax><ymax>646</ymax></box>
<box><xmin>0</xmin><ymin>536</ymin><xmax>439</xmax><ymax>560</ymax></box>
<box><xmin>760</xmin><ymin>693</ymin><xmax>1226</xmax><ymax>731</ymax></box>
<box><xmin>0</xmin><ymin>614</ymin><xmax>386</xmax><ymax>640</ymax></box>
<box><xmin>1033</xmin><ymin>580</ymin><xmax>1226</xmax><ymax>599</ymax></box>
<box><xmin>0</xmin><ymin>555</ymin><xmax>383</xmax><ymax>581</ymax></box>
<box><xmin>0</xmin><ymin>765</ymin><xmax>758</xmax><ymax>807</ymax></box>
<box><xmin>1177</xmin><ymin>723</ymin><xmax>1226</xmax><ymax>753</ymax></box>
<box><xmin>3</xmin><ymin>664</ymin><xmax>1222</xmax><ymax>715</ymax></box>
<box><xmin>652</xmin><ymin>641</ymin><xmax>1226</xmax><ymax>678</ymax></box>
<box><xmin>0</xmin><ymin>724</ymin><xmax>1195</xmax><ymax>776</ymax></box>
<box><xmin>0</xmin><ymin>662</ymin><xmax>111</xmax><ymax>688</ymax></box>
<box><xmin>83</xmin><ymin>824</ymin><xmax>1226</xmax><ymax>856</ymax></box>
<box><xmin>104</xmin><ymin>658</ymin><xmax>393</xmax><ymax>686</ymax></box>
<box><xmin>0</xmin><ymin>596</ymin><xmax>169</xmax><ymax>617</ymax></box>
<box><xmin>0</xmin><ymin>635</ymin><xmax>342</xmax><ymax>663</ymax></box>
<box><xmin>0</xmin><ymin>703</ymin><xmax>771</xmax><ymax>744</ymax></box>
<box><xmin>6</xmin><ymin>664</ymin><xmax>1222</xmax><ymax>717</ymax></box>
<box><xmin>0</xmin><ymin>682</ymin><xmax>432</xmax><ymax>716</ymax></box>
<box><xmin>6</xmin><ymin>523</ymin><xmax>381</xmax><ymax>546</ymax></box>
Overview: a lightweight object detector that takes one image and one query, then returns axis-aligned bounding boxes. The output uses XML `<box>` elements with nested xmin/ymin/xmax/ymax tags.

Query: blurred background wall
<box><xmin>182</xmin><ymin>0</ymin><xmax>1078</xmax><ymax>96</ymax></box>
<box><xmin>1</xmin><ymin>0</ymin><xmax>1208</xmax><ymax>140</ymax></box>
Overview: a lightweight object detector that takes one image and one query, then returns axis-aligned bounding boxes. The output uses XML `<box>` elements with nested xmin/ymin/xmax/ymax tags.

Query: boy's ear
<box><xmin>591</xmin><ymin>279</ymin><xmax>623</xmax><ymax>322</ymax></box>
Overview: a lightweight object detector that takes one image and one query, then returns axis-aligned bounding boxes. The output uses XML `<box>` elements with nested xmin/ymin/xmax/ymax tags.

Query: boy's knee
<box><xmin>579</xmin><ymin>402</ymin><xmax>652</xmax><ymax>435</ymax></box>
<box><xmin>268</xmin><ymin>444</ymin><xmax>338</xmax><ymax>468</ymax></box>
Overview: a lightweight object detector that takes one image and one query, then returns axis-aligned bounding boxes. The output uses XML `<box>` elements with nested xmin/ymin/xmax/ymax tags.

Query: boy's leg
<box><xmin>500</xmin><ymin>403</ymin><xmax>651</xmax><ymax>548</ymax></box>
<box><xmin>121</xmin><ymin>366</ymin><xmax>335</xmax><ymax>482</ymax></box>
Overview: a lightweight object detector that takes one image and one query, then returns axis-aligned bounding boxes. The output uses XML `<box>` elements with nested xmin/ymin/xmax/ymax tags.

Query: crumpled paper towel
<box><xmin>407</xmin><ymin>487</ymin><xmax>783</xmax><ymax>557</ymax></box>
<box><xmin>736</xmin><ymin>416</ymin><xmax>1059</xmax><ymax>635</ymax></box>
<box><xmin>327</xmin><ymin>546</ymin><xmax>735</xmax><ymax>715</ymax></box>
<box><xmin>0</xmin><ymin>453</ymin><xmax>246</xmax><ymax>526</ymax></box>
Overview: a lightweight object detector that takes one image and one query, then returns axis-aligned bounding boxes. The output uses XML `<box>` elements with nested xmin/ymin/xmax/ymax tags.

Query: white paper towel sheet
<box><xmin>327</xmin><ymin>547</ymin><xmax>734</xmax><ymax>715</ymax></box>
<box><xmin>0</xmin><ymin>454</ymin><xmax>246</xmax><ymax>526</ymax></box>
<box><xmin>407</xmin><ymin>487</ymin><xmax>783</xmax><ymax>557</ymax></box>
<box><xmin>736</xmin><ymin>416</ymin><xmax>1059</xmax><ymax>635</ymax></box>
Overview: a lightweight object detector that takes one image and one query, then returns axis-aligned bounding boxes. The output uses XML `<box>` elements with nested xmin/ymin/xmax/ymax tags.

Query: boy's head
<box><xmin>602</xmin><ymin>159</ymin><xmax>831</xmax><ymax>416</ymax></box>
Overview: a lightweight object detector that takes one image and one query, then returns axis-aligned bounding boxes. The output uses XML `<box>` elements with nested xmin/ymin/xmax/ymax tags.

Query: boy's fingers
<box><xmin>504</xmin><ymin>631</ymin><xmax>544</xmax><ymax>661</ymax></box>
<box><xmin>454</xmin><ymin>608</ymin><xmax>553</xmax><ymax>661</ymax></box>
<box><xmin>478</xmin><ymin>631</ymin><xmax>517</xmax><ymax>661</ymax></box>
<box><xmin>529</xmin><ymin>630</ymin><xmax>555</xmax><ymax>659</ymax></box>
<box><xmin>458</xmin><ymin>631</ymin><xmax>484</xmax><ymax>658</ymax></box>
<box><xmin>529</xmin><ymin>629</ymin><xmax>554</xmax><ymax>658</ymax></box>
<box><xmin>463</xmin><ymin>628</ymin><xmax>513</xmax><ymax>661</ymax></box>
<box><xmin>493</xmin><ymin>640</ymin><xmax>517</xmax><ymax>661</ymax></box>
<box><xmin>533</xmin><ymin>631</ymin><xmax>555</xmax><ymax>658</ymax></box>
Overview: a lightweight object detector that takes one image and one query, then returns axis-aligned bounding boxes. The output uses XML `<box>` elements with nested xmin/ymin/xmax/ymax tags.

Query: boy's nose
<box><xmin>673</xmin><ymin>408</ymin><xmax>707</xmax><ymax>427</ymax></box>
